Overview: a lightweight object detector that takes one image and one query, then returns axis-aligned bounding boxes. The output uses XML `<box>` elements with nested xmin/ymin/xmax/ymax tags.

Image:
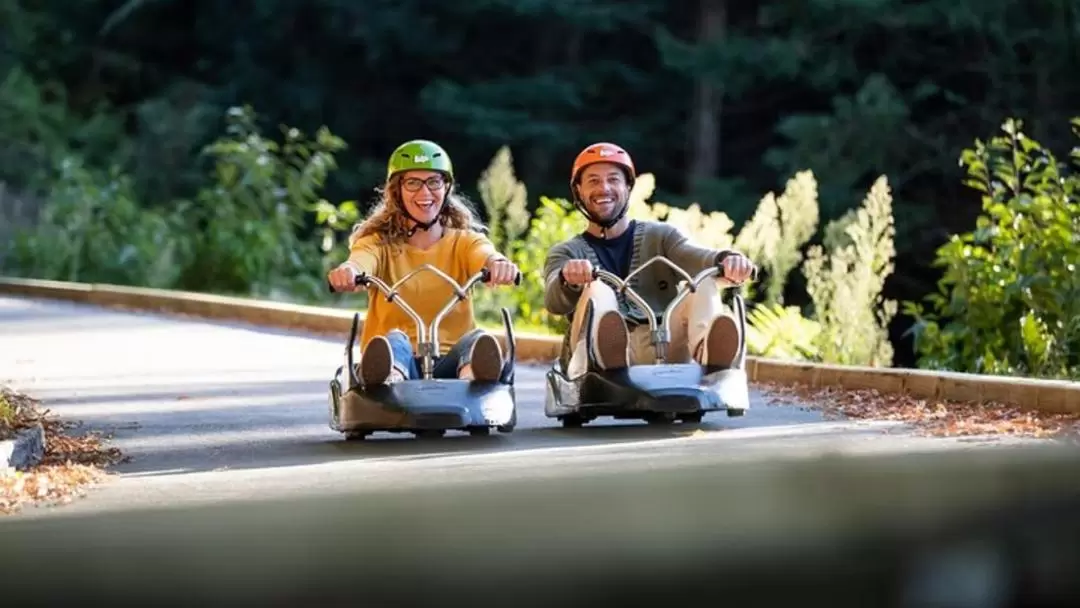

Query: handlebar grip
<box><xmin>327</xmin><ymin>272</ymin><xmax>370</xmax><ymax>293</ymax></box>
<box><xmin>480</xmin><ymin>268</ymin><xmax>522</xmax><ymax>285</ymax></box>
<box><xmin>715</xmin><ymin>258</ymin><xmax>759</xmax><ymax>283</ymax></box>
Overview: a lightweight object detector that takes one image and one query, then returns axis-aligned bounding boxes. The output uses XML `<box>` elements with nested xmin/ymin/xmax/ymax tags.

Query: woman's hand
<box><xmin>328</xmin><ymin>263</ymin><xmax>361</xmax><ymax>292</ymax></box>
<box><xmin>485</xmin><ymin>257</ymin><xmax>520</xmax><ymax>286</ymax></box>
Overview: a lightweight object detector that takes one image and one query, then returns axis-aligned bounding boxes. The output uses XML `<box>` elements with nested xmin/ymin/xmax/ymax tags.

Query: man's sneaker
<box><xmin>589</xmin><ymin>309</ymin><xmax>630</xmax><ymax>370</ymax></box>
<box><xmin>700</xmin><ymin>314</ymin><xmax>740</xmax><ymax>368</ymax></box>
<box><xmin>360</xmin><ymin>335</ymin><xmax>394</xmax><ymax>386</ymax></box>
<box><xmin>467</xmin><ymin>333</ymin><xmax>504</xmax><ymax>382</ymax></box>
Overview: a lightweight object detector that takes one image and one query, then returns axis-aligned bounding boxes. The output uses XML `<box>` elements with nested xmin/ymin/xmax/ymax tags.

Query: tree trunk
<box><xmin>687</xmin><ymin>0</ymin><xmax>726</xmax><ymax>192</ymax></box>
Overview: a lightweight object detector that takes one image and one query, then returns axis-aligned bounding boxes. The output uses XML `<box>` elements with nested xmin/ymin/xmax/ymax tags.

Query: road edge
<box><xmin>3</xmin><ymin>275</ymin><xmax>1078</xmax><ymax>414</ymax></box>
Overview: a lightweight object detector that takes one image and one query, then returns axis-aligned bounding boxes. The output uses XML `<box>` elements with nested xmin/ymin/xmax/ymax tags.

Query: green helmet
<box><xmin>386</xmin><ymin>139</ymin><xmax>454</xmax><ymax>183</ymax></box>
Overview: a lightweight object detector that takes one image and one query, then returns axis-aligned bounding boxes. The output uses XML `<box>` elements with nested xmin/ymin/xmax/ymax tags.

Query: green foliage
<box><xmin>507</xmin><ymin>196</ymin><xmax>587</xmax><ymax>334</ymax></box>
<box><xmin>744</xmin><ymin>302</ymin><xmax>822</xmax><ymax>361</ymax></box>
<box><xmin>477</xmin><ymin>145</ymin><xmax>530</xmax><ymax>250</ymax></box>
<box><xmin>313</xmin><ymin>199</ymin><xmax>361</xmax><ymax>258</ymax></box>
<box><xmin>803</xmin><ymin>175</ymin><xmax>898</xmax><ymax>366</ymax></box>
<box><xmin>0</xmin><ymin>66</ymin><xmax>128</xmax><ymax>192</ymax></box>
<box><xmin>904</xmin><ymin>118</ymin><xmax>1080</xmax><ymax>379</ymax></box>
<box><xmin>734</xmin><ymin>171</ymin><xmax>820</xmax><ymax>305</ymax></box>
<box><xmin>3</xmin><ymin>156</ymin><xmax>187</xmax><ymax>287</ymax></box>
<box><xmin>130</xmin><ymin>82</ymin><xmax>221</xmax><ymax>202</ymax></box>
<box><xmin>2</xmin><ymin>104</ymin><xmax>349</xmax><ymax>304</ymax></box>
<box><xmin>474</xmin><ymin>146</ymin><xmax>531</xmax><ymax>326</ymax></box>
<box><xmin>0</xmin><ymin>393</ymin><xmax>13</xmax><ymax>427</ymax></box>
<box><xmin>174</xmin><ymin>106</ymin><xmax>347</xmax><ymax>299</ymax></box>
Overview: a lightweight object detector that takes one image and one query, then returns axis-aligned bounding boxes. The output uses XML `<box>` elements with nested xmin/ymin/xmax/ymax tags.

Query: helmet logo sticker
<box><xmin>413</xmin><ymin>154</ymin><xmax>430</xmax><ymax>163</ymax></box>
<box><xmin>598</xmin><ymin>148</ymin><xmax>615</xmax><ymax>157</ymax></box>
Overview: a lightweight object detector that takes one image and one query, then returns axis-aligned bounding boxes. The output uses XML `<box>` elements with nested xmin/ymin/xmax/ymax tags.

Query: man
<box><xmin>543</xmin><ymin>142</ymin><xmax>756</xmax><ymax>377</ymax></box>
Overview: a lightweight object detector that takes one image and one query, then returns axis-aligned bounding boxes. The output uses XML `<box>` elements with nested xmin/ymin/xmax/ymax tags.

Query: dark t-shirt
<box><xmin>582</xmin><ymin>220</ymin><xmax>636</xmax><ymax>278</ymax></box>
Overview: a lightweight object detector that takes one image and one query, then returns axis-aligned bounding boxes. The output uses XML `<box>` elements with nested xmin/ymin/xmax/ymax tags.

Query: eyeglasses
<box><xmin>401</xmin><ymin>175</ymin><xmax>447</xmax><ymax>192</ymax></box>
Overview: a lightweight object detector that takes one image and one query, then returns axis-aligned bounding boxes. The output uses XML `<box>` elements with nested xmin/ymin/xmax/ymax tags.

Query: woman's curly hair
<box><xmin>348</xmin><ymin>174</ymin><xmax>488</xmax><ymax>250</ymax></box>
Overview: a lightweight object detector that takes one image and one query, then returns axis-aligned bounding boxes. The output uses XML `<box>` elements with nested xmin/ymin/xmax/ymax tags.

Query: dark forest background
<box><xmin>1</xmin><ymin>0</ymin><xmax>1078</xmax><ymax>377</ymax></box>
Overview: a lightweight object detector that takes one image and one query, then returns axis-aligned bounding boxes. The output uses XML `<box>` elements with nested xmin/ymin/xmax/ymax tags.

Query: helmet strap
<box><xmin>403</xmin><ymin>209</ymin><xmax>442</xmax><ymax>237</ymax></box>
<box><xmin>575</xmin><ymin>197</ymin><xmax>629</xmax><ymax>239</ymax></box>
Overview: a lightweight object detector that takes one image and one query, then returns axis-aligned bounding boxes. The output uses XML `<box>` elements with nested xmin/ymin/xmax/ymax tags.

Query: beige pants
<box><xmin>565</xmin><ymin>278</ymin><xmax>735</xmax><ymax>376</ymax></box>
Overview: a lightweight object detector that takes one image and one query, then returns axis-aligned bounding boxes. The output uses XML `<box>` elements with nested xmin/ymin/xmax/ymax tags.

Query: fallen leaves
<box><xmin>1</xmin><ymin>386</ymin><xmax>126</xmax><ymax>515</ymax></box>
<box><xmin>757</xmin><ymin>381</ymin><xmax>1080</xmax><ymax>441</ymax></box>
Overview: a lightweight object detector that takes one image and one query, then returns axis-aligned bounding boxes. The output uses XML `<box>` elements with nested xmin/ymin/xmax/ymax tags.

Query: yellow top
<box><xmin>345</xmin><ymin>228</ymin><xmax>499</xmax><ymax>355</ymax></box>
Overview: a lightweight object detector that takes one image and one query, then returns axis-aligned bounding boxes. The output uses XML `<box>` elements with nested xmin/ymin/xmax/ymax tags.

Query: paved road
<box><xmin>0</xmin><ymin>294</ymin><xmax>1042</xmax><ymax>519</ymax></box>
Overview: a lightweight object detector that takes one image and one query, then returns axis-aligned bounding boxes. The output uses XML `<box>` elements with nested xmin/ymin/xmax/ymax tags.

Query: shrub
<box><xmin>175</xmin><ymin>105</ymin><xmax>347</xmax><ymax>300</ymax></box>
<box><xmin>508</xmin><ymin>196</ymin><xmax>587</xmax><ymax>334</ymax></box>
<box><xmin>2</xmin><ymin>156</ymin><xmax>187</xmax><ymax>287</ymax></box>
<box><xmin>903</xmin><ymin>118</ymin><xmax>1080</xmax><ymax>379</ymax></box>
<box><xmin>744</xmin><ymin>302</ymin><xmax>822</xmax><ymax>361</ymax></box>
<box><xmin>803</xmin><ymin>175</ymin><xmax>897</xmax><ymax>367</ymax></box>
<box><xmin>474</xmin><ymin>145</ymin><xmax>531</xmax><ymax>327</ymax></box>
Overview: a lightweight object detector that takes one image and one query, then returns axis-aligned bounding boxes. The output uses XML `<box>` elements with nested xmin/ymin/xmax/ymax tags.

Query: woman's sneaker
<box><xmin>467</xmin><ymin>333</ymin><xmax>504</xmax><ymax>383</ymax></box>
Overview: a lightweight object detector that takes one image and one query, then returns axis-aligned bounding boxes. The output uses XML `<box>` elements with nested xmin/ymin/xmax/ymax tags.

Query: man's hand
<box><xmin>486</xmin><ymin>257</ymin><xmax>520</xmax><ymax>286</ymax></box>
<box><xmin>719</xmin><ymin>253</ymin><xmax>756</xmax><ymax>284</ymax></box>
<box><xmin>560</xmin><ymin>259</ymin><xmax>595</xmax><ymax>286</ymax></box>
<box><xmin>328</xmin><ymin>263</ymin><xmax>361</xmax><ymax>292</ymax></box>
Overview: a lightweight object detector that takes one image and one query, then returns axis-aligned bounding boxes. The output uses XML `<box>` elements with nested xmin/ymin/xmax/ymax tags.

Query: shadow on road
<box><xmin>9</xmin><ymin>368</ymin><xmax>896</xmax><ymax>478</ymax></box>
<box><xmin>104</xmin><ymin>412</ymin><xmax>898</xmax><ymax>477</ymax></box>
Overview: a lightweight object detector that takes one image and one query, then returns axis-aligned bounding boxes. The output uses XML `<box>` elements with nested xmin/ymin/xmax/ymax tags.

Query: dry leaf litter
<box><xmin>757</xmin><ymin>381</ymin><xmax>1080</xmax><ymax>442</ymax></box>
<box><xmin>2</xmin><ymin>386</ymin><xmax>126</xmax><ymax>514</ymax></box>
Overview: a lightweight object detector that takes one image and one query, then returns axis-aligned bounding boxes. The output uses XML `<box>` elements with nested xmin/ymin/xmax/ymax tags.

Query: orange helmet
<box><xmin>570</xmin><ymin>142</ymin><xmax>636</xmax><ymax>194</ymax></box>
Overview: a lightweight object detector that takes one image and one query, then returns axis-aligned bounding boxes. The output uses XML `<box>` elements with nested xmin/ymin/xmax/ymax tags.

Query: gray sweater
<box><xmin>543</xmin><ymin>220</ymin><xmax>733</xmax><ymax>364</ymax></box>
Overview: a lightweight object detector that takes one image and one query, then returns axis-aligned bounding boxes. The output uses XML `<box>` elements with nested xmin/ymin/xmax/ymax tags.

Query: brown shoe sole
<box><xmin>594</xmin><ymin>311</ymin><xmax>630</xmax><ymax>369</ymax></box>
<box><xmin>704</xmin><ymin>316</ymin><xmax>740</xmax><ymax>368</ymax></box>
<box><xmin>469</xmin><ymin>334</ymin><xmax>503</xmax><ymax>382</ymax></box>
<box><xmin>360</xmin><ymin>336</ymin><xmax>394</xmax><ymax>386</ymax></box>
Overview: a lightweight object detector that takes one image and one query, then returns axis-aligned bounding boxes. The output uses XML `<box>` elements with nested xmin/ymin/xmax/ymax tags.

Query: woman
<box><xmin>327</xmin><ymin>139</ymin><xmax>519</xmax><ymax>386</ymax></box>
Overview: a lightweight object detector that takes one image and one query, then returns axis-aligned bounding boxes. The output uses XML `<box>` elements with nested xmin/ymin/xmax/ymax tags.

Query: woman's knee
<box><xmin>381</xmin><ymin>330</ymin><xmax>416</xmax><ymax>360</ymax></box>
<box><xmin>455</xmin><ymin>328</ymin><xmax>487</xmax><ymax>351</ymax></box>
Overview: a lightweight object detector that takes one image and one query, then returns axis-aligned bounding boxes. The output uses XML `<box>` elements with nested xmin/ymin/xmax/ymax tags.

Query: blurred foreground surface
<box><xmin>3</xmin><ymin>445</ymin><xmax>1080</xmax><ymax>607</ymax></box>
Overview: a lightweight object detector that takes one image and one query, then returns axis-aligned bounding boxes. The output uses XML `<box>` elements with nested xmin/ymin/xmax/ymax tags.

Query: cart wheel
<box><xmin>680</xmin><ymin>412</ymin><xmax>704</xmax><ymax>424</ymax></box>
<box><xmin>345</xmin><ymin>431</ymin><xmax>370</xmax><ymax>441</ymax></box>
<box><xmin>726</xmin><ymin>408</ymin><xmax>746</xmax><ymax>418</ymax></box>
<box><xmin>414</xmin><ymin>429</ymin><xmax>446</xmax><ymax>439</ymax></box>
<box><xmin>561</xmin><ymin>414</ymin><xmax>585</xmax><ymax>429</ymax></box>
<box><xmin>469</xmin><ymin>426</ymin><xmax>491</xmax><ymax>437</ymax></box>
<box><xmin>496</xmin><ymin>409</ymin><xmax>517</xmax><ymax>433</ymax></box>
<box><xmin>645</xmin><ymin>413</ymin><xmax>674</xmax><ymax>425</ymax></box>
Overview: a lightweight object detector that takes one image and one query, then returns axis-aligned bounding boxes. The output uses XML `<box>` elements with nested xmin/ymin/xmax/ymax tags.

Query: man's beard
<box><xmin>587</xmin><ymin>194</ymin><xmax>624</xmax><ymax>222</ymax></box>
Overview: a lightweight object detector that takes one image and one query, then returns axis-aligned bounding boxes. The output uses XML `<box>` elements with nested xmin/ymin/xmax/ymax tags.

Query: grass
<box><xmin>0</xmin><ymin>394</ymin><xmax>14</xmax><ymax>440</ymax></box>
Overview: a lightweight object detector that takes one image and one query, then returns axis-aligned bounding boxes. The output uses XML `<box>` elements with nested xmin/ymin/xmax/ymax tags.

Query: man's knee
<box><xmin>574</xmin><ymin>280</ymin><xmax>618</xmax><ymax>312</ymax></box>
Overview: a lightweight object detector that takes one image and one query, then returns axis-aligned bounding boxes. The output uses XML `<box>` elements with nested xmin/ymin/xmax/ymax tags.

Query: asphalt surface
<box><xmin>0</xmin><ymin>294</ymin><xmax>1044</xmax><ymax>520</ymax></box>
